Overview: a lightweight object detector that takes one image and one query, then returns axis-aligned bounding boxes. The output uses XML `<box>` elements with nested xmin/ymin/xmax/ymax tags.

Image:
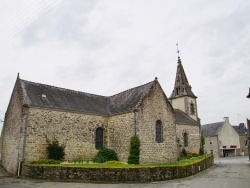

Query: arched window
<box><xmin>190</xmin><ymin>102</ymin><xmax>195</xmax><ymax>115</ymax></box>
<box><xmin>183</xmin><ymin>132</ymin><xmax>188</xmax><ymax>147</ymax></box>
<box><xmin>156</xmin><ymin>120</ymin><xmax>163</xmax><ymax>143</ymax></box>
<box><xmin>95</xmin><ymin>127</ymin><xmax>104</xmax><ymax>149</ymax></box>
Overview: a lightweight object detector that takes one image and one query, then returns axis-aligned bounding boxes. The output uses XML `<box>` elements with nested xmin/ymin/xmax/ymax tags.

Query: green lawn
<box><xmin>27</xmin><ymin>155</ymin><xmax>209</xmax><ymax>168</ymax></box>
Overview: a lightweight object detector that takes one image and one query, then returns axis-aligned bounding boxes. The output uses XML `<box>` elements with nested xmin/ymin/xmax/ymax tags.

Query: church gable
<box><xmin>135</xmin><ymin>79</ymin><xmax>177</xmax><ymax>163</ymax></box>
<box><xmin>1</xmin><ymin>75</ymin><xmax>28</xmax><ymax>175</ymax></box>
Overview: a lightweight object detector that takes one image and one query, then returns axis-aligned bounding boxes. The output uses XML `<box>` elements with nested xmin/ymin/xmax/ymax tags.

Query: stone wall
<box><xmin>1</xmin><ymin>81</ymin><xmax>26</xmax><ymax>175</ymax></box>
<box><xmin>22</xmin><ymin>155</ymin><xmax>214</xmax><ymax>182</ymax></box>
<box><xmin>108</xmin><ymin>113</ymin><xmax>134</xmax><ymax>162</ymax></box>
<box><xmin>176</xmin><ymin>124</ymin><xmax>200</xmax><ymax>154</ymax></box>
<box><xmin>239</xmin><ymin>135</ymin><xmax>249</xmax><ymax>156</ymax></box>
<box><xmin>25</xmin><ymin>108</ymin><xmax>109</xmax><ymax>162</ymax></box>
<box><xmin>204</xmin><ymin>136</ymin><xmax>219</xmax><ymax>158</ymax></box>
<box><xmin>136</xmin><ymin>81</ymin><xmax>177</xmax><ymax>163</ymax></box>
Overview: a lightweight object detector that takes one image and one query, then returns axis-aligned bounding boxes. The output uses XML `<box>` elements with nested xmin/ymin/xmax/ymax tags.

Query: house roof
<box><xmin>20</xmin><ymin>78</ymin><xmax>155</xmax><ymax>115</ymax></box>
<box><xmin>201</xmin><ymin>122</ymin><xmax>224</xmax><ymax>137</ymax></box>
<box><xmin>174</xmin><ymin>109</ymin><xmax>200</xmax><ymax>126</ymax></box>
<box><xmin>232</xmin><ymin>125</ymin><xmax>248</xmax><ymax>136</ymax></box>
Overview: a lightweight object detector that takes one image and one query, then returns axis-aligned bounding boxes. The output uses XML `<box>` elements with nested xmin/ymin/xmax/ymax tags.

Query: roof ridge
<box><xmin>133</xmin><ymin>80</ymin><xmax>155</xmax><ymax>110</ymax></box>
<box><xmin>202</xmin><ymin>121</ymin><xmax>223</xmax><ymax>126</ymax></box>
<box><xmin>109</xmin><ymin>80</ymin><xmax>154</xmax><ymax>98</ymax></box>
<box><xmin>21</xmin><ymin>79</ymin><xmax>108</xmax><ymax>99</ymax></box>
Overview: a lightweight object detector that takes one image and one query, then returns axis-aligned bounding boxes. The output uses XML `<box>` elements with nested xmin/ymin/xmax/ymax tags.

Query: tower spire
<box><xmin>169</xmin><ymin>48</ymin><xmax>197</xmax><ymax>99</ymax></box>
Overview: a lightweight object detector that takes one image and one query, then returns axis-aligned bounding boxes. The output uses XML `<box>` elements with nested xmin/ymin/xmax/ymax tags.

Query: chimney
<box><xmin>223</xmin><ymin>117</ymin><xmax>229</xmax><ymax>123</ymax></box>
<box><xmin>239</xmin><ymin>123</ymin><xmax>245</xmax><ymax>129</ymax></box>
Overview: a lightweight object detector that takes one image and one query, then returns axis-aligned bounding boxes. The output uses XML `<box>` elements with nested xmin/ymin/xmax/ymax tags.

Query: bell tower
<box><xmin>169</xmin><ymin>45</ymin><xmax>199</xmax><ymax>121</ymax></box>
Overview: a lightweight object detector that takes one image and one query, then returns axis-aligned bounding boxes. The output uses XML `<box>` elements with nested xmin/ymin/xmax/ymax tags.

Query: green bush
<box><xmin>199</xmin><ymin>148</ymin><xmax>204</xmax><ymax>156</ymax></box>
<box><xmin>187</xmin><ymin>152</ymin><xmax>193</xmax><ymax>159</ymax></box>
<box><xmin>128</xmin><ymin>135</ymin><xmax>140</xmax><ymax>164</ymax></box>
<box><xmin>192</xmin><ymin>153</ymin><xmax>199</xmax><ymax>157</ymax></box>
<box><xmin>199</xmin><ymin>135</ymin><xmax>205</xmax><ymax>156</ymax></box>
<box><xmin>93</xmin><ymin>148</ymin><xmax>118</xmax><ymax>163</ymax></box>
<box><xmin>46</xmin><ymin>137</ymin><xmax>65</xmax><ymax>160</ymax></box>
<box><xmin>181</xmin><ymin>148</ymin><xmax>187</xmax><ymax>157</ymax></box>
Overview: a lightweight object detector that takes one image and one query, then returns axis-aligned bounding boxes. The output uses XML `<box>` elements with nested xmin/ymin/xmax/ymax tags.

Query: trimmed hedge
<box><xmin>93</xmin><ymin>148</ymin><xmax>118</xmax><ymax>163</ymax></box>
<box><xmin>128</xmin><ymin>135</ymin><xmax>140</xmax><ymax>164</ymax></box>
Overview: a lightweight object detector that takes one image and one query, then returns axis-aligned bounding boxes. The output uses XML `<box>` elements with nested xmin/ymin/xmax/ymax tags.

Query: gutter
<box><xmin>18</xmin><ymin>105</ymin><xmax>29</xmax><ymax>177</ymax></box>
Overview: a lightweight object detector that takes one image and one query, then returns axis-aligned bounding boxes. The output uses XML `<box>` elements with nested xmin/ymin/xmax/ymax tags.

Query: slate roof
<box><xmin>232</xmin><ymin>125</ymin><xmax>248</xmax><ymax>136</ymax></box>
<box><xmin>109</xmin><ymin>82</ymin><xmax>154</xmax><ymax>114</ymax></box>
<box><xmin>201</xmin><ymin>122</ymin><xmax>224</xmax><ymax>137</ymax></box>
<box><xmin>20</xmin><ymin>79</ymin><xmax>155</xmax><ymax>115</ymax></box>
<box><xmin>174</xmin><ymin>109</ymin><xmax>200</xmax><ymax>126</ymax></box>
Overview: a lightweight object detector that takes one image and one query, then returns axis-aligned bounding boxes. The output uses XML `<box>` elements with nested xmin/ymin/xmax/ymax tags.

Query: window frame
<box><xmin>155</xmin><ymin>120</ymin><xmax>163</xmax><ymax>143</ymax></box>
<box><xmin>183</xmin><ymin>132</ymin><xmax>188</xmax><ymax>147</ymax></box>
<box><xmin>95</xmin><ymin>127</ymin><xmax>104</xmax><ymax>149</ymax></box>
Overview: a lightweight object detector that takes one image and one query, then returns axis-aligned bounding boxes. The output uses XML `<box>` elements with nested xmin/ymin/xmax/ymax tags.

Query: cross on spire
<box><xmin>176</xmin><ymin>42</ymin><xmax>180</xmax><ymax>58</ymax></box>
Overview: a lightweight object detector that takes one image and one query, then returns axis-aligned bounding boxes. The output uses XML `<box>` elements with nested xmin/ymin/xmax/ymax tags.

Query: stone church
<box><xmin>0</xmin><ymin>57</ymin><xmax>201</xmax><ymax>175</ymax></box>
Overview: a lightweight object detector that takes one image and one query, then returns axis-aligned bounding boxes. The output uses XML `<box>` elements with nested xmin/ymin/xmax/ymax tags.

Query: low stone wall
<box><xmin>22</xmin><ymin>155</ymin><xmax>214</xmax><ymax>182</ymax></box>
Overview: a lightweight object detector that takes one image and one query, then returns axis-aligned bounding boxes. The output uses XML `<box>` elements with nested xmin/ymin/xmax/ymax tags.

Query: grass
<box><xmin>27</xmin><ymin>155</ymin><xmax>209</xmax><ymax>168</ymax></box>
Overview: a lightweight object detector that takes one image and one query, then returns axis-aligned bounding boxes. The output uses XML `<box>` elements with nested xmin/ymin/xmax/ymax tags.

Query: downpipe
<box><xmin>18</xmin><ymin>105</ymin><xmax>29</xmax><ymax>177</ymax></box>
<box><xmin>17</xmin><ymin>160</ymin><xmax>23</xmax><ymax>177</ymax></box>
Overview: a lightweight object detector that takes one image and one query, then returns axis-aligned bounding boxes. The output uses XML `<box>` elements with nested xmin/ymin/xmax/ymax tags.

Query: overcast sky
<box><xmin>0</xmin><ymin>0</ymin><xmax>250</xmax><ymax>133</ymax></box>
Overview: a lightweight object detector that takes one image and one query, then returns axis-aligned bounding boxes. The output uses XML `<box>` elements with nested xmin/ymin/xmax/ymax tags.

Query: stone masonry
<box><xmin>136</xmin><ymin>81</ymin><xmax>177</xmax><ymax>163</ymax></box>
<box><xmin>1</xmin><ymin>57</ymin><xmax>200</xmax><ymax>175</ymax></box>
<box><xmin>176</xmin><ymin>124</ymin><xmax>200</xmax><ymax>154</ymax></box>
<box><xmin>1</xmin><ymin>77</ymin><xmax>178</xmax><ymax>175</ymax></box>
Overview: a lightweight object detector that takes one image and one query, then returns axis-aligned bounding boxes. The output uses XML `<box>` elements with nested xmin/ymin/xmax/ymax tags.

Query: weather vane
<box><xmin>176</xmin><ymin>42</ymin><xmax>180</xmax><ymax>58</ymax></box>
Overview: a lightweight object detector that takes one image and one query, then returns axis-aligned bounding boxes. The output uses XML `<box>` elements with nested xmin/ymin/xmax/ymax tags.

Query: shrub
<box><xmin>128</xmin><ymin>135</ymin><xmax>140</xmax><ymax>164</ymax></box>
<box><xmin>93</xmin><ymin>148</ymin><xmax>118</xmax><ymax>163</ymax></box>
<box><xmin>199</xmin><ymin>135</ymin><xmax>205</xmax><ymax>156</ymax></box>
<box><xmin>187</xmin><ymin>152</ymin><xmax>193</xmax><ymax>159</ymax></box>
<box><xmin>192</xmin><ymin>153</ymin><xmax>199</xmax><ymax>157</ymax></box>
<box><xmin>199</xmin><ymin>148</ymin><xmax>204</xmax><ymax>156</ymax></box>
<box><xmin>46</xmin><ymin>137</ymin><xmax>65</xmax><ymax>160</ymax></box>
<box><xmin>181</xmin><ymin>148</ymin><xmax>187</xmax><ymax>157</ymax></box>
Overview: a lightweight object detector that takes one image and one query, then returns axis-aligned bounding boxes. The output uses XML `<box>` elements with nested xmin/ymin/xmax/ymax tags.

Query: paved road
<box><xmin>0</xmin><ymin>156</ymin><xmax>250</xmax><ymax>188</ymax></box>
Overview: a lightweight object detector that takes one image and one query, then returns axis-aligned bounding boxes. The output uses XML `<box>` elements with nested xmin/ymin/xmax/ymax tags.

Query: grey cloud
<box><xmin>21</xmin><ymin>0</ymin><xmax>101</xmax><ymax>46</ymax></box>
